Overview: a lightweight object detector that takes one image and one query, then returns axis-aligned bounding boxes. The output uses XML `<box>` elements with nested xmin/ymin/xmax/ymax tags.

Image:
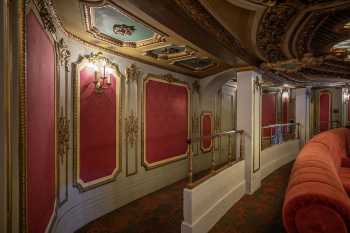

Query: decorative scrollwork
<box><xmin>261</xmin><ymin>53</ymin><xmax>324</xmax><ymax>73</ymax></box>
<box><xmin>256</xmin><ymin>4</ymin><xmax>297</xmax><ymax>62</ymax></box>
<box><xmin>58</xmin><ymin>108</ymin><xmax>70</xmax><ymax>163</ymax></box>
<box><xmin>56</xmin><ymin>38</ymin><xmax>71</xmax><ymax>71</ymax></box>
<box><xmin>126</xmin><ymin>64</ymin><xmax>142</xmax><ymax>83</ymax></box>
<box><xmin>36</xmin><ymin>0</ymin><xmax>56</xmax><ymax>34</ymax></box>
<box><xmin>125</xmin><ymin>111</ymin><xmax>138</xmax><ymax>148</ymax></box>
<box><xmin>192</xmin><ymin>80</ymin><xmax>200</xmax><ymax>94</ymax></box>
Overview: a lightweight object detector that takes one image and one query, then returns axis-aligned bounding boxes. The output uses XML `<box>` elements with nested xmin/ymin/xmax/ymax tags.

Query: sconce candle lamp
<box><xmin>87</xmin><ymin>52</ymin><xmax>116</xmax><ymax>94</ymax></box>
<box><xmin>282</xmin><ymin>88</ymin><xmax>289</xmax><ymax>101</ymax></box>
<box><xmin>344</xmin><ymin>87</ymin><xmax>350</xmax><ymax>103</ymax></box>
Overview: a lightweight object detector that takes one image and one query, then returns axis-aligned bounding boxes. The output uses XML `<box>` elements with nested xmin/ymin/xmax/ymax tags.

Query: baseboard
<box><xmin>181</xmin><ymin>181</ymin><xmax>246</xmax><ymax>233</ymax></box>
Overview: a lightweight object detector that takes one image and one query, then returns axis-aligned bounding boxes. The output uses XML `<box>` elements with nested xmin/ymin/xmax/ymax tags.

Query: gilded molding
<box><xmin>73</xmin><ymin>52</ymin><xmax>124</xmax><ymax>192</ymax></box>
<box><xmin>57</xmin><ymin>107</ymin><xmax>70</xmax><ymax>163</ymax></box>
<box><xmin>200</xmin><ymin>111</ymin><xmax>214</xmax><ymax>153</ymax></box>
<box><xmin>35</xmin><ymin>0</ymin><xmax>56</xmax><ymax>34</ymax></box>
<box><xmin>141</xmin><ymin>74</ymin><xmax>191</xmax><ymax>170</ymax></box>
<box><xmin>126</xmin><ymin>63</ymin><xmax>142</xmax><ymax>83</ymax></box>
<box><xmin>125</xmin><ymin>110</ymin><xmax>138</xmax><ymax>148</ymax></box>
<box><xmin>145</xmin><ymin>73</ymin><xmax>182</xmax><ymax>84</ymax></box>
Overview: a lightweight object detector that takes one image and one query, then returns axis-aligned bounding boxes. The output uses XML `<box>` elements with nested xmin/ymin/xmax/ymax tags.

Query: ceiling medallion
<box><xmin>261</xmin><ymin>53</ymin><xmax>324</xmax><ymax>73</ymax></box>
<box><xmin>83</xmin><ymin>1</ymin><xmax>167</xmax><ymax>48</ymax></box>
<box><xmin>113</xmin><ymin>24</ymin><xmax>136</xmax><ymax>36</ymax></box>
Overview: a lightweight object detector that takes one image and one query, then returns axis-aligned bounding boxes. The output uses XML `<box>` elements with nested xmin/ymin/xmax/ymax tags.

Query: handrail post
<box><xmin>187</xmin><ymin>139</ymin><xmax>193</xmax><ymax>186</ymax></box>
<box><xmin>239</xmin><ymin>131</ymin><xmax>244</xmax><ymax>160</ymax></box>
<box><xmin>211</xmin><ymin>137</ymin><xmax>216</xmax><ymax>173</ymax></box>
<box><xmin>228</xmin><ymin>134</ymin><xmax>232</xmax><ymax>164</ymax></box>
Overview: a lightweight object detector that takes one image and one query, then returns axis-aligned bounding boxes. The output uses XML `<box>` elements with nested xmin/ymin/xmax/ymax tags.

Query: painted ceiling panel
<box><xmin>174</xmin><ymin>57</ymin><xmax>216</xmax><ymax>71</ymax></box>
<box><xmin>92</xmin><ymin>5</ymin><xmax>155</xmax><ymax>42</ymax></box>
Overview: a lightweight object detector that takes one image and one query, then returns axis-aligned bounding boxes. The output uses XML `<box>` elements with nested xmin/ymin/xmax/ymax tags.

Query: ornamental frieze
<box><xmin>256</xmin><ymin>3</ymin><xmax>297</xmax><ymax>62</ymax></box>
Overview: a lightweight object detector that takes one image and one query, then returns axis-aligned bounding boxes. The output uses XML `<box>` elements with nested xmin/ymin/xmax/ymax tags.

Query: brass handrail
<box><xmin>186</xmin><ymin>129</ymin><xmax>244</xmax><ymax>188</ymax></box>
<box><xmin>262</xmin><ymin>122</ymin><xmax>299</xmax><ymax>129</ymax></box>
<box><xmin>261</xmin><ymin>122</ymin><xmax>300</xmax><ymax>150</ymax></box>
<box><xmin>187</xmin><ymin>129</ymin><xmax>244</xmax><ymax>143</ymax></box>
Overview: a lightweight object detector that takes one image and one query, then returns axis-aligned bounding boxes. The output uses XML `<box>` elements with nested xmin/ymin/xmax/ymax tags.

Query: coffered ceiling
<box><xmin>49</xmin><ymin>0</ymin><xmax>239</xmax><ymax>78</ymax></box>
<box><xmin>49</xmin><ymin>0</ymin><xmax>350</xmax><ymax>84</ymax></box>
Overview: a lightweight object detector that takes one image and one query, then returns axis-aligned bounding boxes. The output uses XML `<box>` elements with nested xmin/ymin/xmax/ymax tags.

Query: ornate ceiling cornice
<box><xmin>256</xmin><ymin>3</ymin><xmax>298</xmax><ymax>62</ymax></box>
<box><xmin>174</xmin><ymin>0</ymin><xmax>260</xmax><ymax>66</ymax></box>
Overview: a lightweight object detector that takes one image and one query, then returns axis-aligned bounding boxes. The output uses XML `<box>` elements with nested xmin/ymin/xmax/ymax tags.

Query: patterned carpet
<box><xmin>76</xmin><ymin>163</ymin><xmax>293</xmax><ymax>233</ymax></box>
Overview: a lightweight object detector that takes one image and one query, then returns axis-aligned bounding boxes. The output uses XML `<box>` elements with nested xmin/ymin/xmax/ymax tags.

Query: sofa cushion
<box><xmin>295</xmin><ymin>204</ymin><xmax>348</xmax><ymax>233</ymax></box>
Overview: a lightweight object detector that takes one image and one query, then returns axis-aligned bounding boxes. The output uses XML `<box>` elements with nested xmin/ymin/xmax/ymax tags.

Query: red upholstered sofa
<box><xmin>283</xmin><ymin>128</ymin><xmax>350</xmax><ymax>233</ymax></box>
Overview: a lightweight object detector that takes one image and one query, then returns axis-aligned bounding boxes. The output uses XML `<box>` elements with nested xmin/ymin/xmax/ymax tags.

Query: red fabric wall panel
<box><xmin>319</xmin><ymin>92</ymin><xmax>331</xmax><ymax>132</ymax></box>
<box><xmin>262</xmin><ymin>93</ymin><xmax>277</xmax><ymax>136</ymax></box>
<box><xmin>283</xmin><ymin>99</ymin><xmax>288</xmax><ymax>124</ymax></box>
<box><xmin>201</xmin><ymin>113</ymin><xmax>212</xmax><ymax>152</ymax></box>
<box><xmin>145</xmin><ymin>80</ymin><xmax>189</xmax><ymax>164</ymax></box>
<box><xmin>79</xmin><ymin>67</ymin><xmax>117</xmax><ymax>182</ymax></box>
<box><xmin>27</xmin><ymin>12</ymin><xmax>56</xmax><ymax>233</ymax></box>
<box><xmin>347</xmin><ymin>100</ymin><xmax>350</xmax><ymax>122</ymax></box>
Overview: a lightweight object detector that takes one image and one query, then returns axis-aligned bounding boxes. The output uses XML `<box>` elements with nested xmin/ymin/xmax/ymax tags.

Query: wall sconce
<box><xmin>344</xmin><ymin>88</ymin><xmax>350</xmax><ymax>103</ymax></box>
<box><xmin>282</xmin><ymin>88</ymin><xmax>289</xmax><ymax>101</ymax></box>
<box><xmin>87</xmin><ymin>52</ymin><xmax>115</xmax><ymax>94</ymax></box>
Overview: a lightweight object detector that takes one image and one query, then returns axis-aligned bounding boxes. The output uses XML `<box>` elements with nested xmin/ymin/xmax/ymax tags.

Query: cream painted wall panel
<box><xmin>52</xmin><ymin>33</ymin><xmax>235</xmax><ymax>233</ymax></box>
<box><xmin>261</xmin><ymin>140</ymin><xmax>299</xmax><ymax>179</ymax></box>
<box><xmin>182</xmin><ymin>160</ymin><xmax>246</xmax><ymax>233</ymax></box>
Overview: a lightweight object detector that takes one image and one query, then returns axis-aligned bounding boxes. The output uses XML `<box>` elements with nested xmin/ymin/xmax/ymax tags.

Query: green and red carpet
<box><xmin>77</xmin><ymin>163</ymin><xmax>292</xmax><ymax>233</ymax></box>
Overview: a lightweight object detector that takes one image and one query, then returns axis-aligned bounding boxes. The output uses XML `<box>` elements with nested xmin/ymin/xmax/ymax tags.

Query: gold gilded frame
<box><xmin>200</xmin><ymin>111</ymin><xmax>214</xmax><ymax>153</ymax></box>
<box><xmin>20</xmin><ymin>1</ymin><xmax>59</xmax><ymax>232</ymax></box>
<box><xmin>72</xmin><ymin>53</ymin><xmax>123</xmax><ymax>192</ymax></box>
<box><xmin>142</xmin><ymin>74</ymin><xmax>191</xmax><ymax>170</ymax></box>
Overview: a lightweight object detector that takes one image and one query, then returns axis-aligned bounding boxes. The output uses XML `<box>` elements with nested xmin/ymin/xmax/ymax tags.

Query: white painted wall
<box><xmin>237</xmin><ymin>71</ymin><xmax>262</xmax><ymax>194</ymax></box>
<box><xmin>181</xmin><ymin>161</ymin><xmax>246</xmax><ymax>233</ymax></box>
<box><xmin>261</xmin><ymin>140</ymin><xmax>299</xmax><ymax>180</ymax></box>
<box><xmin>295</xmin><ymin>88</ymin><xmax>311</xmax><ymax>146</ymax></box>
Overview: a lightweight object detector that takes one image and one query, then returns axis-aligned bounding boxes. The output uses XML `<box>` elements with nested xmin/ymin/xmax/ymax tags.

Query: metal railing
<box><xmin>261</xmin><ymin>123</ymin><xmax>300</xmax><ymax>150</ymax></box>
<box><xmin>187</xmin><ymin>129</ymin><xmax>244</xmax><ymax>189</ymax></box>
<box><xmin>314</xmin><ymin>120</ymin><xmax>341</xmax><ymax>134</ymax></box>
